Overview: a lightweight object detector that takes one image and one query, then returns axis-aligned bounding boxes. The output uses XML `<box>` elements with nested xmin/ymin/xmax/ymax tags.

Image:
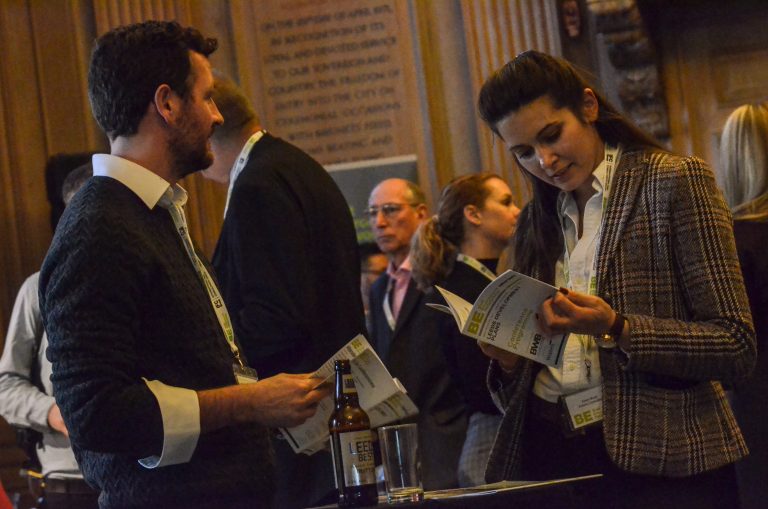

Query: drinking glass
<box><xmin>377</xmin><ymin>423</ymin><xmax>424</xmax><ymax>503</ymax></box>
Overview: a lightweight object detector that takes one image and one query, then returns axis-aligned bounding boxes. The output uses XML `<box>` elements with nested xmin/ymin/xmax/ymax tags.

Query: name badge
<box><xmin>562</xmin><ymin>386</ymin><xmax>603</xmax><ymax>431</ymax></box>
<box><xmin>233</xmin><ymin>364</ymin><xmax>259</xmax><ymax>385</ymax></box>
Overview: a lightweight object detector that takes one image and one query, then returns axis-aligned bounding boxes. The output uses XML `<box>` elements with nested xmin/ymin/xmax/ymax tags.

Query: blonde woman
<box><xmin>717</xmin><ymin>103</ymin><xmax>768</xmax><ymax>509</ymax></box>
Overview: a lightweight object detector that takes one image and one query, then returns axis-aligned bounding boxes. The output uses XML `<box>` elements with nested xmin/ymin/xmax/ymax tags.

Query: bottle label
<box><xmin>332</xmin><ymin>430</ymin><xmax>376</xmax><ymax>487</ymax></box>
<box><xmin>342</xmin><ymin>374</ymin><xmax>356</xmax><ymax>394</ymax></box>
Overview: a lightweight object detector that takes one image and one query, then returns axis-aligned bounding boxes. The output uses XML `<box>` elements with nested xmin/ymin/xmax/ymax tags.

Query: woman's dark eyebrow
<box><xmin>509</xmin><ymin>121</ymin><xmax>559</xmax><ymax>152</ymax></box>
<box><xmin>537</xmin><ymin>121</ymin><xmax>562</xmax><ymax>139</ymax></box>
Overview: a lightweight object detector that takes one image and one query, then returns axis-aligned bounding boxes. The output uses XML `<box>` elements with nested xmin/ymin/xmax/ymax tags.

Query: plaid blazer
<box><xmin>486</xmin><ymin>148</ymin><xmax>756</xmax><ymax>481</ymax></box>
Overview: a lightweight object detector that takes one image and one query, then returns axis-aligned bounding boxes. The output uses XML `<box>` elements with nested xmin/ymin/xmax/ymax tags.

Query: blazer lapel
<box><xmin>596</xmin><ymin>149</ymin><xmax>647</xmax><ymax>292</ymax></box>
<box><xmin>392</xmin><ymin>279</ymin><xmax>420</xmax><ymax>339</ymax></box>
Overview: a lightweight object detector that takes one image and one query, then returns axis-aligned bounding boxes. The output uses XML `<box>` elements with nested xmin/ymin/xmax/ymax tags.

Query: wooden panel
<box><xmin>225</xmin><ymin>0</ymin><xmax>264</xmax><ymax>111</ymax></box>
<box><xmin>460</xmin><ymin>0</ymin><xmax>561</xmax><ymax>207</ymax></box>
<box><xmin>185</xmin><ymin>1</ymin><xmax>241</xmax><ymax>258</ymax></box>
<box><xmin>28</xmin><ymin>1</ymin><xmax>99</xmax><ymax>155</ymax></box>
<box><xmin>180</xmin><ymin>172</ymin><xmax>226</xmax><ymax>259</ymax></box>
<box><xmin>187</xmin><ymin>0</ymin><xmax>239</xmax><ymax>78</ymax></box>
<box><xmin>656</xmin><ymin>1</ymin><xmax>768</xmax><ymax>168</ymax></box>
<box><xmin>389</xmin><ymin>0</ymin><xmax>434</xmax><ymax>201</ymax></box>
<box><xmin>72</xmin><ymin>0</ymin><xmax>105</xmax><ymax>150</ymax></box>
<box><xmin>0</xmin><ymin>32</ymin><xmax>23</xmax><ymax>337</ymax></box>
<box><xmin>409</xmin><ymin>0</ymin><xmax>482</xmax><ymax>195</ymax></box>
<box><xmin>0</xmin><ymin>1</ymin><xmax>52</xmax><ymax>285</ymax></box>
<box><xmin>711</xmin><ymin>49</ymin><xmax>768</xmax><ymax>107</ymax></box>
<box><xmin>93</xmin><ymin>0</ymin><xmax>191</xmax><ymax>34</ymax></box>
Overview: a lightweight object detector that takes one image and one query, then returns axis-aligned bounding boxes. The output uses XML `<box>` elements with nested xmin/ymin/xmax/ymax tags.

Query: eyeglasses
<box><xmin>364</xmin><ymin>203</ymin><xmax>418</xmax><ymax>221</ymax></box>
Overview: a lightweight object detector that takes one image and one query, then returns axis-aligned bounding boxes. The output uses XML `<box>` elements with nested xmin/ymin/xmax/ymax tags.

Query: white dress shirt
<box><xmin>532</xmin><ymin>148</ymin><xmax>621</xmax><ymax>403</ymax></box>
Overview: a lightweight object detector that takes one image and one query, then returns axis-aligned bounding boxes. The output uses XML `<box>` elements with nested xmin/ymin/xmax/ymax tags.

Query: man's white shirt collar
<box><xmin>92</xmin><ymin>153</ymin><xmax>185</xmax><ymax>210</ymax></box>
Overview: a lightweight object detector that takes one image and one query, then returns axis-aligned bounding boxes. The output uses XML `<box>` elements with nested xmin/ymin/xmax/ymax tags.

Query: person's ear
<box><xmin>463</xmin><ymin>204</ymin><xmax>482</xmax><ymax>226</ymax></box>
<box><xmin>153</xmin><ymin>84</ymin><xmax>180</xmax><ymax>125</ymax></box>
<box><xmin>414</xmin><ymin>203</ymin><xmax>429</xmax><ymax>220</ymax></box>
<box><xmin>582</xmin><ymin>88</ymin><xmax>599</xmax><ymax>123</ymax></box>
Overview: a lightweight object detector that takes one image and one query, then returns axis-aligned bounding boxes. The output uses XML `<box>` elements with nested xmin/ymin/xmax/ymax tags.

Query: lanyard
<box><xmin>383</xmin><ymin>278</ymin><xmax>396</xmax><ymax>331</ymax></box>
<box><xmin>160</xmin><ymin>190</ymin><xmax>244</xmax><ymax>368</ymax></box>
<box><xmin>561</xmin><ymin>144</ymin><xmax>620</xmax><ymax>296</ymax></box>
<box><xmin>456</xmin><ymin>253</ymin><xmax>497</xmax><ymax>281</ymax></box>
<box><xmin>560</xmin><ymin>144</ymin><xmax>619</xmax><ymax>385</ymax></box>
<box><xmin>224</xmin><ymin>130</ymin><xmax>266</xmax><ymax>218</ymax></box>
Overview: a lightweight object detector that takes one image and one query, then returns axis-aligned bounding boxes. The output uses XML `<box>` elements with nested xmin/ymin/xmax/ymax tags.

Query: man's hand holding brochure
<box><xmin>429</xmin><ymin>270</ymin><xmax>567</xmax><ymax>367</ymax></box>
<box><xmin>280</xmin><ymin>335</ymin><xmax>418</xmax><ymax>455</ymax></box>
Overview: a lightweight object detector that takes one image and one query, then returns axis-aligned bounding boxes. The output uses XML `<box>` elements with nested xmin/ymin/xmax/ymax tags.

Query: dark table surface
<box><xmin>310</xmin><ymin>474</ymin><xmax>603</xmax><ymax>508</ymax></box>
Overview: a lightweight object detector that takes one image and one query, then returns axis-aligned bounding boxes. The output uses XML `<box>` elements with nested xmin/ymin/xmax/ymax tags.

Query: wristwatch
<box><xmin>595</xmin><ymin>312</ymin><xmax>625</xmax><ymax>349</ymax></box>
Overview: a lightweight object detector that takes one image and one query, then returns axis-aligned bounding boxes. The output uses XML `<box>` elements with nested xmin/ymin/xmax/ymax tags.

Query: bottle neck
<box><xmin>334</xmin><ymin>371</ymin><xmax>360</xmax><ymax>408</ymax></box>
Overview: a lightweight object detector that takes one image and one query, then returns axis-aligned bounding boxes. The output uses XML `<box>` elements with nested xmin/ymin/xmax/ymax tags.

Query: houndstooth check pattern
<box><xmin>485</xmin><ymin>149</ymin><xmax>756</xmax><ymax>482</ymax></box>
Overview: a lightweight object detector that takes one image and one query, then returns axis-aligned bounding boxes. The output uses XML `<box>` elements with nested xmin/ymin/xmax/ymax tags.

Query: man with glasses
<box><xmin>366</xmin><ymin>179</ymin><xmax>467</xmax><ymax>490</ymax></box>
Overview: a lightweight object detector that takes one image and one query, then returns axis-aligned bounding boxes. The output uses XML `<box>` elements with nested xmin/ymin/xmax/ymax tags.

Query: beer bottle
<box><xmin>329</xmin><ymin>359</ymin><xmax>378</xmax><ymax>507</ymax></box>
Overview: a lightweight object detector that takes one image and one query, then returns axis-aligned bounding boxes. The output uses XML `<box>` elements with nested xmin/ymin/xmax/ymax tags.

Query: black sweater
<box><xmin>39</xmin><ymin>177</ymin><xmax>274</xmax><ymax>509</ymax></box>
<box><xmin>425</xmin><ymin>260</ymin><xmax>501</xmax><ymax>416</ymax></box>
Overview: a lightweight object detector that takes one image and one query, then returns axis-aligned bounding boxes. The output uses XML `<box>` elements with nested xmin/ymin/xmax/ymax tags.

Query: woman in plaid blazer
<box><xmin>475</xmin><ymin>51</ymin><xmax>756</xmax><ymax>508</ymax></box>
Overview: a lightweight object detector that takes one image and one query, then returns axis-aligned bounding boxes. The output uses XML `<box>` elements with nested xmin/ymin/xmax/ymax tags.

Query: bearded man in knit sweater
<box><xmin>38</xmin><ymin>21</ymin><xmax>328</xmax><ymax>509</ymax></box>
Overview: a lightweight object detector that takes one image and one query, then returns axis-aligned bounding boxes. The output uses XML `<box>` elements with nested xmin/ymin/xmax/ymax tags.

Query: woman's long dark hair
<box><xmin>478</xmin><ymin>50</ymin><xmax>662</xmax><ymax>283</ymax></box>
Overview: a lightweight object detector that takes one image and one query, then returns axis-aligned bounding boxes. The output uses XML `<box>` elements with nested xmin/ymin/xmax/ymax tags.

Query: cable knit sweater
<box><xmin>39</xmin><ymin>177</ymin><xmax>274</xmax><ymax>509</ymax></box>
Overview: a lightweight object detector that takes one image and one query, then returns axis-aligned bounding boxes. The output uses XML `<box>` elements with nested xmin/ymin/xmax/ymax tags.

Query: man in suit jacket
<box><xmin>367</xmin><ymin>179</ymin><xmax>467</xmax><ymax>490</ymax></box>
<box><xmin>203</xmin><ymin>75</ymin><xmax>366</xmax><ymax>508</ymax></box>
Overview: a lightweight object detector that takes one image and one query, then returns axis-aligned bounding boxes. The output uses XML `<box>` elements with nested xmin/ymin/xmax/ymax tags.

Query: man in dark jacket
<box><xmin>366</xmin><ymin>179</ymin><xmax>468</xmax><ymax>489</ymax></box>
<box><xmin>202</xmin><ymin>75</ymin><xmax>366</xmax><ymax>508</ymax></box>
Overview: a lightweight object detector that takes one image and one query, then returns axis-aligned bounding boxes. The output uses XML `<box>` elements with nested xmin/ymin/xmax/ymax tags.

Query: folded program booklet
<box><xmin>429</xmin><ymin>270</ymin><xmax>567</xmax><ymax>367</ymax></box>
<box><xmin>280</xmin><ymin>334</ymin><xmax>419</xmax><ymax>455</ymax></box>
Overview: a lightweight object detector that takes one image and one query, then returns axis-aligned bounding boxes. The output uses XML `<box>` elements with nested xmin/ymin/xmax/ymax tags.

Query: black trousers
<box><xmin>43</xmin><ymin>492</ymin><xmax>99</xmax><ymax>509</ymax></box>
<box><xmin>520</xmin><ymin>399</ymin><xmax>740</xmax><ymax>509</ymax></box>
<box><xmin>42</xmin><ymin>477</ymin><xmax>99</xmax><ymax>509</ymax></box>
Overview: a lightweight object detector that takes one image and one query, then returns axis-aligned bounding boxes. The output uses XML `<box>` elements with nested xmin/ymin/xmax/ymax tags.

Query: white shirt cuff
<box><xmin>138</xmin><ymin>379</ymin><xmax>200</xmax><ymax>469</ymax></box>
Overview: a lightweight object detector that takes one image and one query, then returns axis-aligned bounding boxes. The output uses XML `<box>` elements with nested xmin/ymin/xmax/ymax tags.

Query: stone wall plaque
<box><xmin>252</xmin><ymin>0</ymin><xmax>415</xmax><ymax>165</ymax></box>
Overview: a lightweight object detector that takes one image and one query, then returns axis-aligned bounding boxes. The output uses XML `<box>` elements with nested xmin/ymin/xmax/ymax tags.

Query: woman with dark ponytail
<box><xmin>411</xmin><ymin>172</ymin><xmax>519</xmax><ymax>487</ymax></box>
<box><xmin>475</xmin><ymin>51</ymin><xmax>755</xmax><ymax>508</ymax></box>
